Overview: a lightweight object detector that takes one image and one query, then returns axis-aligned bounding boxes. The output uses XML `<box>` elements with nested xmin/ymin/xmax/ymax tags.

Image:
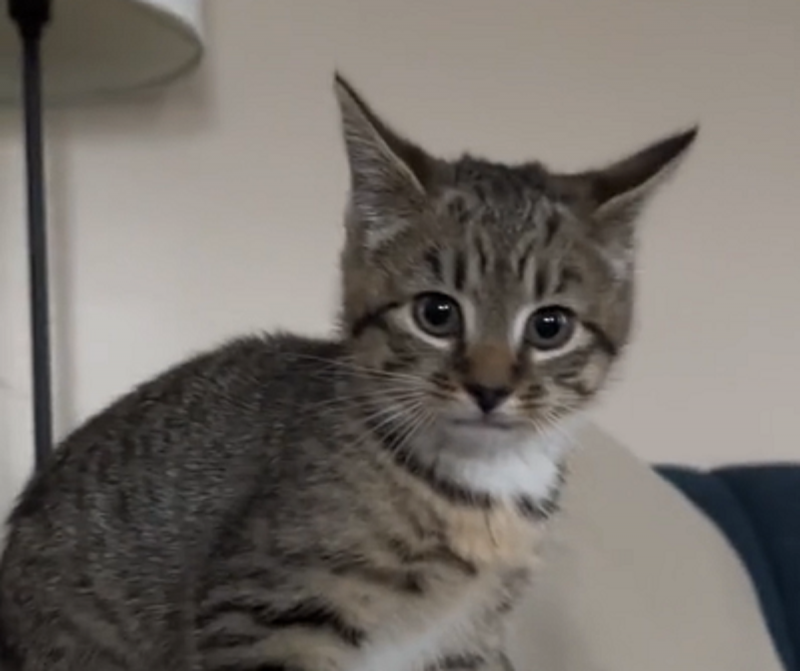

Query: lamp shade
<box><xmin>0</xmin><ymin>0</ymin><xmax>204</xmax><ymax>104</ymax></box>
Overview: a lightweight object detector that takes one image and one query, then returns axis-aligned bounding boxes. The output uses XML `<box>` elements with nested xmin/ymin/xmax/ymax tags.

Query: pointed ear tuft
<box><xmin>554</xmin><ymin>127</ymin><xmax>698</xmax><ymax>277</ymax></box>
<box><xmin>577</xmin><ymin>126</ymin><xmax>699</xmax><ymax>222</ymax></box>
<box><xmin>333</xmin><ymin>73</ymin><xmax>435</xmax><ymax>249</ymax></box>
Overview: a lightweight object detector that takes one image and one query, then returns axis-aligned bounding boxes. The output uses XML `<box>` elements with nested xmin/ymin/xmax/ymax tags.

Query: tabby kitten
<box><xmin>0</xmin><ymin>74</ymin><xmax>696</xmax><ymax>671</ymax></box>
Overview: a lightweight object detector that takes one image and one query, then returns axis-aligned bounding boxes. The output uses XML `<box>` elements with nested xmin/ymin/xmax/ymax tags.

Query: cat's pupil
<box><xmin>535</xmin><ymin>312</ymin><xmax>563</xmax><ymax>339</ymax></box>
<box><xmin>413</xmin><ymin>292</ymin><xmax>462</xmax><ymax>338</ymax></box>
<box><xmin>425</xmin><ymin>300</ymin><xmax>452</xmax><ymax>326</ymax></box>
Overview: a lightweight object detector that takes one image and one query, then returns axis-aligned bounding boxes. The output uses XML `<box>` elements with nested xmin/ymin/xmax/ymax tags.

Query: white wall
<box><xmin>2</xmin><ymin>0</ymin><xmax>799</xmax><ymax>515</ymax></box>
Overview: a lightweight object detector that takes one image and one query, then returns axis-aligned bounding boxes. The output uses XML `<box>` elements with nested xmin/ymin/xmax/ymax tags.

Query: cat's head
<box><xmin>333</xmin><ymin>74</ymin><xmax>696</xmax><ymax>499</ymax></box>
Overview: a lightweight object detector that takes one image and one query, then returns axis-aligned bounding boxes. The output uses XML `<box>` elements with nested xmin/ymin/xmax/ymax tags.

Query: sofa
<box><xmin>508</xmin><ymin>422</ymin><xmax>795</xmax><ymax>671</ymax></box>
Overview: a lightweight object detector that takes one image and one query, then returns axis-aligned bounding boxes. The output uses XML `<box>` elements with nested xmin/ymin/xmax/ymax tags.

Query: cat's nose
<box><xmin>464</xmin><ymin>384</ymin><xmax>511</xmax><ymax>414</ymax></box>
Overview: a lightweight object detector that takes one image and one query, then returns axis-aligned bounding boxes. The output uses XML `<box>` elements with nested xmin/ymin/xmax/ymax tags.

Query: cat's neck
<box><xmin>366</xmin><ymin>410</ymin><xmax>578</xmax><ymax>513</ymax></box>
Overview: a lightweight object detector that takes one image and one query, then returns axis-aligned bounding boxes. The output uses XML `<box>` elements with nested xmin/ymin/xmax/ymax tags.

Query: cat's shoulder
<box><xmin>59</xmin><ymin>332</ymin><xmax>344</xmax><ymax>450</ymax></box>
<box><xmin>129</xmin><ymin>331</ymin><xmax>343</xmax><ymax>392</ymax></box>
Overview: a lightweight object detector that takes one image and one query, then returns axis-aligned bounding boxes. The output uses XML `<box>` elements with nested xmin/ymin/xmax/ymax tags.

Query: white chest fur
<box><xmin>349</xmin><ymin>592</ymin><xmax>484</xmax><ymax>671</ymax></box>
<box><xmin>416</xmin><ymin>417</ymin><xmax>575</xmax><ymax>503</ymax></box>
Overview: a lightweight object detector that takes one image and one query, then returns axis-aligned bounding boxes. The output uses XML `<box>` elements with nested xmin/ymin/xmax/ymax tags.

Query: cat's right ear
<box><xmin>560</xmin><ymin>128</ymin><xmax>698</xmax><ymax>231</ymax></box>
<box><xmin>553</xmin><ymin>128</ymin><xmax>697</xmax><ymax>275</ymax></box>
<box><xmin>334</xmin><ymin>73</ymin><xmax>434</xmax><ymax>249</ymax></box>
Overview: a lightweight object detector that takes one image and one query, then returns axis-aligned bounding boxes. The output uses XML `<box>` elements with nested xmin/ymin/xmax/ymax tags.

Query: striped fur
<box><xmin>0</xmin><ymin>75</ymin><xmax>696</xmax><ymax>671</ymax></box>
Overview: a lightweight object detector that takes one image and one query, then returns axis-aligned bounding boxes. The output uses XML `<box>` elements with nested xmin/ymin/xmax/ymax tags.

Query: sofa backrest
<box><xmin>657</xmin><ymin>464</ymin><xmax>800</xmax><ymax>671</ymax></box>
<box><xmin>507</xmin><ymin>422</ymin><xmax>786</xmax><ymax>671</ymax></box>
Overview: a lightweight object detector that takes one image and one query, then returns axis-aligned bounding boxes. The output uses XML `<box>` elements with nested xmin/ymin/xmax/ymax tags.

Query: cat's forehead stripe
<box><xmin>534</xmin><ymin>267</ymin><xmax>548</xmax><ymax>301</ymax></box>
<box><xmin>453</xmin><ymin>251</ymin><xmax>467</xmax><ymax>292</ymax></box>
<box><xmin>424</xmin><ymin>248</ymin><xmax>443</xmax><ymax>282</ymax></box>
<box><xmin>472</xmin><ymin>230</ymin><xmax>490</xmax><ymax>278</ymax></box>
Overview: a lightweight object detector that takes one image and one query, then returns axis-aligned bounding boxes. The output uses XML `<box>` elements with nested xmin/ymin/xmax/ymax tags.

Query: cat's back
<box><xmin>0</xmin><ymin>332</ymin><xmax>343</xmax><ymax>607</ymax></box>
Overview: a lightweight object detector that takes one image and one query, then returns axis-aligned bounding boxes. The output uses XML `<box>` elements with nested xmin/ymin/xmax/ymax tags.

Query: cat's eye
<box><xmin>525</xmin><ymin>306</ymin><xmax>576</xmax><ymax>351</ymax></box>
<box><xmin>412</xmin><ymin>292</ymin><xmax>463</xmax><ymax>339</ymax></box>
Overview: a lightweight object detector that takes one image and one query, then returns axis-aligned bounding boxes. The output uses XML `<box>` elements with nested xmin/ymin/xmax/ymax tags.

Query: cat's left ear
<box><xmin>334</xmin><ymin>73</ymin><xmax>436</xmax><ymax>249</ymax></box>
<box><xmin>561</xmin><ymin>127</ymin><xmax>698</xmax><ymax>231</ymax></box>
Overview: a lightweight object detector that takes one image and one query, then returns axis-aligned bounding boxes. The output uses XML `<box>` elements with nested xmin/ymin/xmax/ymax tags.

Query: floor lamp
<box><xmin>0</xmin><ymin>0</ymin><xmax>204</xmax><ymax>471</ymax></box>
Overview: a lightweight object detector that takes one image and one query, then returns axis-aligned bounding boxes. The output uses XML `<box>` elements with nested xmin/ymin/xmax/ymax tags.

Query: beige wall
<box><xmin>1</xmin><ymin>0</ymin><xmax>799</xmax><ymax>512</ymax></box>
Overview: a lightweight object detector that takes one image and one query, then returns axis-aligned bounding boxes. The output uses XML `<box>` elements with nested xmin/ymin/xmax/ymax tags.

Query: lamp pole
<box><xmin>8</xmin><ymin>0</ymin><xmax>53</xmax><ymax>472</ymax></box>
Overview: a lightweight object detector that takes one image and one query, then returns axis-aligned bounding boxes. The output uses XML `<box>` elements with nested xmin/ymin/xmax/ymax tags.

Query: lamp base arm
<box><xmin>9</xmin><ymin>0</ymin><xmax>54</xmax><ymax>471</ymax></box>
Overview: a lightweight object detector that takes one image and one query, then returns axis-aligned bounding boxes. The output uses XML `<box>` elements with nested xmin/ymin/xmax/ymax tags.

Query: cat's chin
<box><xmin>411</xmin><ymin>420</ymin><xmax>565</xmax><ymax>501</ymax></box>
<box><xmin>434</xmin><ymin>419</ymin><xmax>539</xmax><ymax>459</ymax></box>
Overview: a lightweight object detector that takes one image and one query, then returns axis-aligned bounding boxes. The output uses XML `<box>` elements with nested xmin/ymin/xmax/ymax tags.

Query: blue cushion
<box><xmin>656</xmin><ymin>464</ymin><xmax>798</xmax><ymax>671</ymax></box>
